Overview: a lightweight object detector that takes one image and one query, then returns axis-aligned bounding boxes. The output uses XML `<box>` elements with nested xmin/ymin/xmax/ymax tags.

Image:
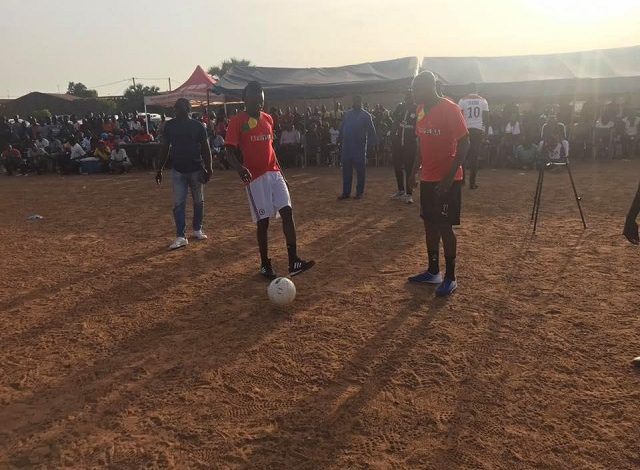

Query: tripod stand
<box><xmin>530</xmin><ymin>158</ymin><xmax>587</xmax><ymax>233</ymax></box>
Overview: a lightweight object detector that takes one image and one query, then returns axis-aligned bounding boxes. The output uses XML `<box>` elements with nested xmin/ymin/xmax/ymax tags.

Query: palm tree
<box><xmin>208</xmin><ymin>58</ymin><xmax>253</xmax><ymax>79</ymax></box>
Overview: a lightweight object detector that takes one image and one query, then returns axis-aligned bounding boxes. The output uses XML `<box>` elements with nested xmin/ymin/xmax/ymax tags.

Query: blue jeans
<box><xmin>342</xmin><ymin>155</ymin><xmax>366</xmax><ymax>196</ymax></box>
<box><xmin>172</xmin><ymin>169</ymin><xmax>204</xmax><ymax>238</ymax></box>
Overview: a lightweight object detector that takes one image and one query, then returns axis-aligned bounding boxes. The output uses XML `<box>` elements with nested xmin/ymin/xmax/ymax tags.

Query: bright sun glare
<box><xmin>532</xmin><ymin>0</ymin><xmax>639</xmax><ymax>21</ymax></box>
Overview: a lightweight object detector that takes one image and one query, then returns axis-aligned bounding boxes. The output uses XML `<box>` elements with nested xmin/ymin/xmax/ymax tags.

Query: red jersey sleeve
<box><xmin>225</xmin><ymin>115</ymin><xmax>242</xmax><ymax>147</ymax></box>
<box><xmin>447</xmin><ymin>102</ymin><xmax>469</xmax><ymax>141</ymax></box>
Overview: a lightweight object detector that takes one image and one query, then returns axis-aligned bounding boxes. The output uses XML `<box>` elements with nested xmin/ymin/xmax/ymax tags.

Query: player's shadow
<box><xmin>239</xmin><ymin>290</ymin><xmax>448</xmax><ymax>470</ymax></box>
<box><xmin>0</xmin><ymin>246</ymin><xmax>166</xmax><ymax>312</ymax></box>
<box><xmin>1</xmin><ymin>209</ymin><xmax>416</xmax><ymax>462</ymax></box>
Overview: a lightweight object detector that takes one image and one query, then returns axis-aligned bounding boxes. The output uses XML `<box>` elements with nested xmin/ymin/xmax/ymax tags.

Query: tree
<box><xmin>66</xmin><ymin>82</ymin><xmax>98</xmax><ymax>98</ymax></box>
<box><xmin>122</xmin><ymin>83</ymin><xmax>161</xmax><ymax>112</ymax></box>
<box><xmin>208</xmin><ymin>58</ymin><xmax>253</xmax><ymax>78</ymax></box>
<box><xmin>32</xmin><ymin>109</ymin><xmax>52</xmax><ymax>122</ymax></box>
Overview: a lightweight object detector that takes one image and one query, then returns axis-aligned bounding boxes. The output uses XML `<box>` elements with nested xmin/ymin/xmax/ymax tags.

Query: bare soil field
<box><xmin>0</xmin><ymin>162</ymin><xmax>639</xmax><ymax>469</ymax></box>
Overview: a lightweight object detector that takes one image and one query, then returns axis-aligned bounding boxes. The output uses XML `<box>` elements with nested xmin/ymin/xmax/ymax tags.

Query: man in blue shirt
<box><xmin>156</xmin><ymin>98</ymin><xmax>213</xmax><ymax>250</ymax></box>
<box><xmin>338</xmin><ymin>96</ymin><xmax>377</xmax><ymax>199</ymax></box>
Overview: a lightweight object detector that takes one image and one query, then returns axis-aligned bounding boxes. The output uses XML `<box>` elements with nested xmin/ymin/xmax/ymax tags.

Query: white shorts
<box><xmin>246</xmin><ymin>171</ymin><xmax>292</xmax><ymax>223</ymax></box>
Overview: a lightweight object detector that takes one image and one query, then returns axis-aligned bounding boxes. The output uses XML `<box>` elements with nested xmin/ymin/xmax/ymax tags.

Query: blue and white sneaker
<box><xmin>408</xmin><ymin>271</ymin><xmax>443</xmax><ymax>284</ymax></box>
<box><xmin>436</xmin><ymin>279</ymin><xmax>458</xmax><ymax>297</ymax></box>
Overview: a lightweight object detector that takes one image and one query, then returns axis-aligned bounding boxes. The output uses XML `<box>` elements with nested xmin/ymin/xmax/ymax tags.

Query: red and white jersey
<box><xmin>458</xmin><ymin>94</ymin><xmax>489</xmax><ymax>131</ymax></box>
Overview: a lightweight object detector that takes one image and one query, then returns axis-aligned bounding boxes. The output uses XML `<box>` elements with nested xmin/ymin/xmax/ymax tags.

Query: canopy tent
<box><xmin>421</xmin><ymin>45</ymin><xmax>640</xmax><ymax>99</ymax></box>
<box><xmin>144</xmin><ymin>65</ymin><xmax>225</xmax><ymax>107</ymax></box>
<box><xmin>214</xmin><ymin>57</ymin><xmax>420</xmax><ymax>100</ymax></box>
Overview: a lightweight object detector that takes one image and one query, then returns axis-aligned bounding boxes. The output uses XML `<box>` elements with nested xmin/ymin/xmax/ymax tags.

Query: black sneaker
<box><xmin>260</xmin><ymin>259</ymin><xmax>277</xmax><ymax>280</ymax></box>
<box><xmin>289</xmin><ymin>258</ymin><xmax>315</xmax><ymax>276</ymax></box>
<box><xmin>337</xmin><ymin>194</ymin><xmax>351</xmax><ymax>200</ymax></box>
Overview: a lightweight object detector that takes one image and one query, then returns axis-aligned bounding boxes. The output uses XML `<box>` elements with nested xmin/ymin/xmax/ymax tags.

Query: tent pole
<box><xmin>207</xmin><ymin>89</ymin><xmax>211</xmax><ymax>119</ymax></box>
<box><xmin>144</xmin><ymin>99</ymin><xmax>149</xmax><ymax>134</ymax></box>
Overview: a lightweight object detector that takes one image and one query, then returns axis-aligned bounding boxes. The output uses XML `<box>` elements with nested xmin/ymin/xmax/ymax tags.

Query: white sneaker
<box><xmin>192</xmin><ymin>230</ymin><xmax>208</xmax><ymax>240</ymax></box>
<box><xmin>169</xmin><ymin>237</ymin><xmax>188</xmax><ymax>250</ymax></box>
<box><xmin>391</xmin><ymin>191</ymin><xmax>406</xmax><ymax>200</ymax></box>
<box><xmin>405</xmin><ymin>195</ymin><xmax>414</xmax><ymax>204</ymax></box>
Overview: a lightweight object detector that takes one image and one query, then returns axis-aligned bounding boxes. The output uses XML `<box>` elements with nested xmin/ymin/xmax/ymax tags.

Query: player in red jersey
<box><xmin>408</xmin><ymin>71</ymin><xmax>470</xmax><ymax>297</ymax></box>
<box><xmin>225</xmin><ymin>81</ymin><xmax>315</xmax><ymax>279</ymax></box>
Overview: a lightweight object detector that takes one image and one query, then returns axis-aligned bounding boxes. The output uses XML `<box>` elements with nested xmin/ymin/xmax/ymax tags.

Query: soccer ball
<box><xmin>268</xmin><ymin>277</ymin><xmax>297</xmax><ymax>306</ymax></box>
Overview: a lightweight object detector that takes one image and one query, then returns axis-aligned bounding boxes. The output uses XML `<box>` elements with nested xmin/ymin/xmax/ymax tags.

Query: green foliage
<box><xmin>67</xmin><ymin>82</ymin><xmax>98</xmax><ymax>98</ymax></box>
<box><xmin>208</xmin><ymin>58</ymin><xmax>253</xmax><ymax>78</ymax></box>
<box><xmin>31</xmin><ymin>109</ymin><xmax>52</xmax><ymax>122</ymax></box>
<box><xmin>121</xmin><ymin>83</ymin><xmax>161</xmax><ymax>112</ymax></box>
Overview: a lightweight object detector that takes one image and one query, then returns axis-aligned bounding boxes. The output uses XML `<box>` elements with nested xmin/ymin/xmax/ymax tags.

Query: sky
<box><xmin>1</xmin><ymin>0</ymin><xmax>639</xmax><ymax>98</ymax></box>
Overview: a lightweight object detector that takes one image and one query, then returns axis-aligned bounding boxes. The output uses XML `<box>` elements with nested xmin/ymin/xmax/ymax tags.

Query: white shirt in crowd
<box><xmin>539</xmin><ymin>140</ymin><xmax>569</xmax><ymax>161</ymax></box>
<box><xmin>110</xmin><ymin>148</ymin><xmax>129</xmax><ymax>162</ymax></box>
<box><xmin>505</xmin><ymin>121</ymin><xmax>521</xmax><ymax>135</ymax></box>
<box><xmin>35</xmin><ymin>137</ymin><xmax>49</xmax><ymax>150</ymax></box>
<box><xmin>595</xmin><ymin>119</ymin><xmax>614</xmax><ymax>130</ymax></box>
<box><xmin>70</xmin><ymin>143</ymin><xmax>86</xmax><ymax>160</ymax></box>
<box><xmin>623</xmin><ymin>116</ymin><xmax>640</xmax><ymax>137</ymax></box>
<box><xmin>330</xmin><ymin>127</ymin><xmax>340</xmax><ymax>145</ymax></box>
<box><xmin>280</xmin><ymin>128</ymin><xmax>301</xmax><ymax>145</ymax></box>
<box><xmin>458</xmin><ymin>94</ymin><xmax>489</xmax><ymax>131</ymax></box>
<box><xmin>81</xmin><ymin>137</ymin><xmax>91</xmax><ymax>152</ymax></box>
<box><xmin>211</xmin><ymin>134</ymin><xmax>225</xmax><ymax>151</ymax></box>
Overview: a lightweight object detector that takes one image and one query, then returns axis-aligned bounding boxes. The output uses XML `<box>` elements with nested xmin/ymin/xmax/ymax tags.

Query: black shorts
<box><xmin>420</xmin><ymin>181</ymin><xmax>462</xmax><ymax>225</ymax></box>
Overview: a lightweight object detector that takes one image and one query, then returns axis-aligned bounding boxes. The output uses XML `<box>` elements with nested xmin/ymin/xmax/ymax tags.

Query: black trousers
<box><xmin>466</xmin><ymin>129</ymin><xmax>484</xmax><ymax>186</ymax></box>
<box><xmin>392</xmin><ymin>140</ymin><xmax>417</xmax><ymax>194</ymax></box>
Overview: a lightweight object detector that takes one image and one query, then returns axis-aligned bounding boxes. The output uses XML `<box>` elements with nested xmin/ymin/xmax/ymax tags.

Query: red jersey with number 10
<box><xmin>415</xmin><ymin>99</ymin><xmax>468</xmax><ymax>182</ymax></box>
<box><xmin>225</xmin><ymin>111</ymin><xmax>281</xmax><ymax>181</ymax></box>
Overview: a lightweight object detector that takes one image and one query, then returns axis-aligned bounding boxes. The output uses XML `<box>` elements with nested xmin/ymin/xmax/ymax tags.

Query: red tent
<box><xmin>144</xmin><ymin>65</ymin><xmax>224</xmax><ymax>107</ymax></box>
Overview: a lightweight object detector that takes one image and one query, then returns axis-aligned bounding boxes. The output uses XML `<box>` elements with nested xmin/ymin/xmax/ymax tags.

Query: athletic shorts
<box><xmin>420</xmin><ymin>181</ymin><xmax>462</xmax><ymax>226</ymax></box>
<box><xmin>246</xmin><ymin>171</ymin><xmax>292</xmax><ymax>223</ymax></box>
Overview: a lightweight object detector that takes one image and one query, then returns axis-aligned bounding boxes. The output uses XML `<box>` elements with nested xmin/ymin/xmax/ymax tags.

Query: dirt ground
<box><xmin>0</xmin><ymin>161</ymin><xmax>639</xmax><ymax>470</ymax></box>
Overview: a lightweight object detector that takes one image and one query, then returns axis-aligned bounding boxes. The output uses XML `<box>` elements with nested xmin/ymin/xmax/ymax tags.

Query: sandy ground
<box><xmin>0</xmin><ymin>162</ymin><xmax>639</xmax><ymax>470</ymax></box>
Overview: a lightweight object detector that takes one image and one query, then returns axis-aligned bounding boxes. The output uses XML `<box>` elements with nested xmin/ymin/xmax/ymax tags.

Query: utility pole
<box><xmin>168</xmin><ymin>78</ymin><xmax>172</xmax><ymax>91</ymax></box>
<box><xmin>132</xmin><ymin>77</ymin><xmax>136</xmax><ymax>88</ymax></box>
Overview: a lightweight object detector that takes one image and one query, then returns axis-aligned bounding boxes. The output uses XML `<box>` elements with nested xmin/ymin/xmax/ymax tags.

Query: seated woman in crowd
<box><xmin>94</xmin><ymin>140</ymin><xmax>111</xmax><ymax>171</ymax></box>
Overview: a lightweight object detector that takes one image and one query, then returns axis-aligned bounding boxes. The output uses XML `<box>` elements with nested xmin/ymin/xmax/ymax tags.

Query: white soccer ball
<box><xmin>268</xmin><ymin>277</ymin><xmax>297</xmax><ymax>306</ymax></box>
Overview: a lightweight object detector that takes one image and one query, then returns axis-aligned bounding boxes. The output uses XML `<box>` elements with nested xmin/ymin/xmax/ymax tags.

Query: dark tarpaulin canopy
<box><xmin>421</xmin><ymin>46</ymin><xmax>640</xmax><ymax>99</ymax></box>
<box><xmin>213</xmin><ymin>57</ymin><xmax>419</xmax><ymax>100</ymax></box>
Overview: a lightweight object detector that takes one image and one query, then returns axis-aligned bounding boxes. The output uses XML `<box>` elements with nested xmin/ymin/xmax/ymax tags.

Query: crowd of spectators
<box><xmin>483</xmin><ymin>99</ymin><xmax>640</xmax><ymax>169</ymax></box>
<box><xmin>1</xmin><ymin>96</ymin><xmax>638</xmax><ymax>177</ymax></box>
<box><xmin>264</xmin><ymin>103</ymin><xmax>394</xmax><ymax>168</ymax></box>
<box><xmin>0</xmin><ymin>112</ymin><xmax>166</xmax><ymax>176</ymax></box>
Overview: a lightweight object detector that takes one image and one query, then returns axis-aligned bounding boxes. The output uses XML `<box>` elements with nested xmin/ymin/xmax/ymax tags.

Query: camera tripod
<box><xmin>530</xmin><ymin>158</ymin><xmax>587</xmax><ymax>234</ymax></box>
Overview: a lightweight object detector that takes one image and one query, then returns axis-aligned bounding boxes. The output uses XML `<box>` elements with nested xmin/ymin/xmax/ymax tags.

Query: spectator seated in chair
<box><xmin>210</xmin><ymin>130</ymin><xmax>228</xmax><ymax>169</ymax></box>
<box><xmin>539</xmin><ymin>135</ymin><xmax>569</xmax><ymax>166</ymax></box>
<box><xmin>94</xmin><ymin>140</ymin><xmax>111</xmax><ymax>171</ymax></box>
<box><xmin>514</xmin><ymin>139</ymin><xmax>540</xmax><ymax>170</ymax></box>
<box><xmin>28</xmin><ymin>137</ymin><xmax>50</xmax><ymax>174</ymax></box>
<box><xmin>1</xmin><ymin>144</ymin><xmax>25</xmax><ymax>176</ymax></box>
<box><xmin>109</xmin><ymin>143</ymin><xmax>132</xmax><ymax>173</ymax></box>
<box><xmin>133</xmin><ymin>128</ymin><xmax>153</xmax><ymax>143</ymax></box>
